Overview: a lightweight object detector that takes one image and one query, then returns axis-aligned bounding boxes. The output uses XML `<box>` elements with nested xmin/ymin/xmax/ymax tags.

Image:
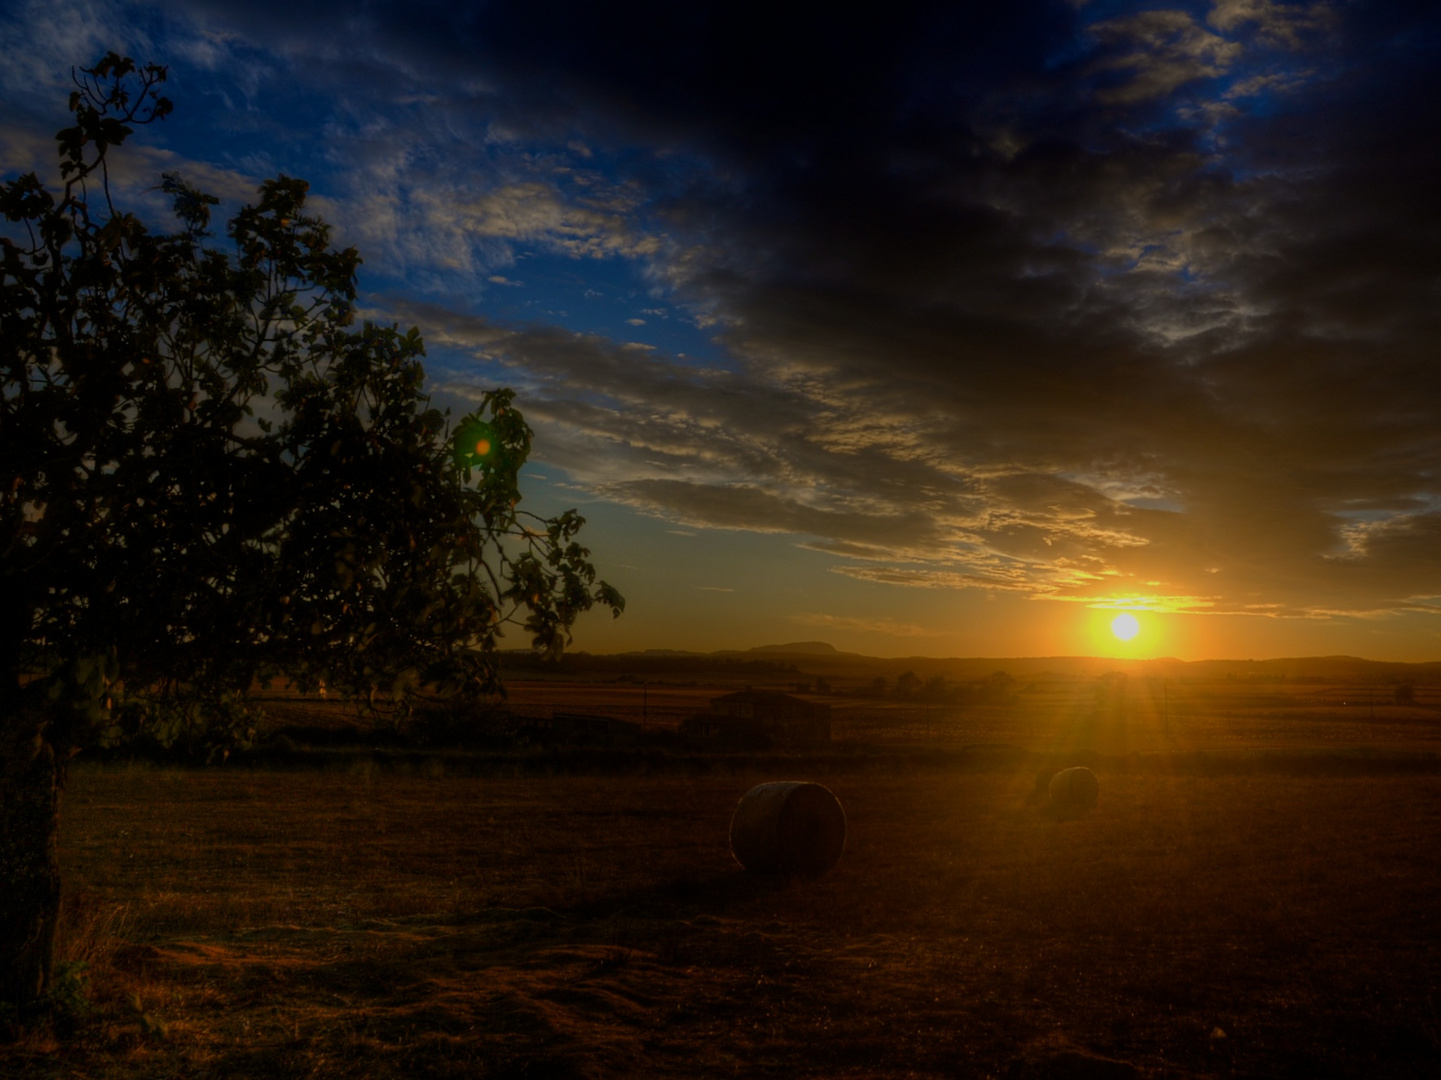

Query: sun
<box><xmin>1111</xmin><ymin>613</ymin><xmax>1140</xmax><ymax>641</ymax></box>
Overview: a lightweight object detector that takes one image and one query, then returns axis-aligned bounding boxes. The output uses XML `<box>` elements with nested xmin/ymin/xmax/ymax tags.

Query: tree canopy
<box><xmin>1</xmin><ymin>52</ymin><xmax>622</xmax><ymax>743</ymax></box>
<box><xmin>0</xmin><ymin>53</ymin><xmax>621</xmax><ymax>1007</ymax></box>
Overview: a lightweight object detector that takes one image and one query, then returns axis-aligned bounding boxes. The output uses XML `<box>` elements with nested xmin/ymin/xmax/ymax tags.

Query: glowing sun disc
<box><xmin>1111</xmin><ymin>613</ymin><xmax>1140</xmax><ymax>641</ymax></box>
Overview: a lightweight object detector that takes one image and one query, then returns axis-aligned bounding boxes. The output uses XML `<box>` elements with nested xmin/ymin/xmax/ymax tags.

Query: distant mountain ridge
<box><xmin>748</xmin><ymin>642</ymin><xmax>838</xmax><ymax>655</ymax></box>
<box><xmin>725</xmin><ymin>647</ymin><xmax>1441</xmax><ymax>676</ymax></box>
<box><xmin>505</xmin><ymin>646</ymin><xmax>1441</xmax><ymax>681</ymax></box>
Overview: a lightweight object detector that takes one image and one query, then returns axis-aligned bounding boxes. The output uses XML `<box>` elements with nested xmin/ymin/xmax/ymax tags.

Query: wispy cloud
<box><xmin>8</xmin><ymin>0</ymin><xmax>1439</xmax><ymax>642</ymax></box>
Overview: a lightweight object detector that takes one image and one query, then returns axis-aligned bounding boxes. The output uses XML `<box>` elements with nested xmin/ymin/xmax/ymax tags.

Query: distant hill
<box><xmin>501</xmin><ymin>646</ymin><xmax>1441</xmax><ymax>683</ymax></box>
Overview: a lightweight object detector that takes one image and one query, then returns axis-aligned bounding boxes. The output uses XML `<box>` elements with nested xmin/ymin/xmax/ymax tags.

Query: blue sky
<box><xmin>4</xmin><ymin>1</ymin><xmax>1441</xmax><ymax>660</ymax></box>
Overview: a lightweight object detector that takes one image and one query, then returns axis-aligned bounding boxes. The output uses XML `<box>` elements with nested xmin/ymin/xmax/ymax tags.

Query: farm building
<box><xmin>681</xmin><ymin>690</ymin><xmax>831</xmax><ymax>744</ymax></box>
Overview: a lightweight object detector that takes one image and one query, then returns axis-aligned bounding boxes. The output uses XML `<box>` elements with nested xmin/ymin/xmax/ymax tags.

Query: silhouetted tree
<box><xmin>0</xmin><ymin>54</ymin><xmax>621</xmax><ymax>1013</ymax></box>
<box><xmin>895</xmin><ymin>671</ymin><xmax>922</xmax><ymax>699</ymax></box>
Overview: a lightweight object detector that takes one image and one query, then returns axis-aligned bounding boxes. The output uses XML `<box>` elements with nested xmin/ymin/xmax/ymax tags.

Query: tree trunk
<box><xmin>0</xmin><ymin>716</ymin><xmax>61</xmax><ymax>1010</ymax></box>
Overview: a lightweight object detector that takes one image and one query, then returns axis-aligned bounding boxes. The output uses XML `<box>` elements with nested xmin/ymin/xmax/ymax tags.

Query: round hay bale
<box><xmin>1049</xmin><ymin>766</ymin><xmax>1099</xmax><ymax>809</ymax></box>
<box><xmin>730</xmin><ymin>781</ymin><xmax>846</xmax><ymax>877</ymax></box>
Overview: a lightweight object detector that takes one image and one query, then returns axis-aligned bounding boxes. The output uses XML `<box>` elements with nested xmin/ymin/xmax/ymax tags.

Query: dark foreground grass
<box><xmin>7</xmin><ymin>764</ymin><xmax>1441</xmax><ymax>1078</ymax></box>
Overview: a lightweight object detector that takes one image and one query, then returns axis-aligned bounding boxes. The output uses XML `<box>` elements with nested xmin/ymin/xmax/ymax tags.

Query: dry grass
<box><xmin>500</xmin><ymin>681</ymin><xmax>723</xmax><ymax>729</ymax></box>
<box><xmin>9</xmin><ymin>673</ymin><xmax>1441</xmax><ymax>1076</ymax></box>
<box><xmin>250</xmin><ymin>681</ymin><xmax>726</xmax><ymax>737</ymax></box>
<box><xmin>828</xmin><ymin>677</ymin><xmax>1441</xmax><ymax>753</ymax></box>
<box><xmin>4</xmin><ymin>757</ymin><xmax>1440</xmax><ymax>1078</ymax></box>
<box><xmin>249</xmin><ymin>674</ymin><xmax>1441</xmax><ymax>763</ymax></box>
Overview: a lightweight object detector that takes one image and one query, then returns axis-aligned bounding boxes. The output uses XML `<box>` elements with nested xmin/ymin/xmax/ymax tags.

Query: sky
<box><xmin>3</xmin><ymin>0</ymin><xmax>1440</xmax><ymax>661</ymax></box>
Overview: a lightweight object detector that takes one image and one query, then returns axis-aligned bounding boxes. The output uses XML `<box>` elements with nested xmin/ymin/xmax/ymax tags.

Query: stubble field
<box><xmin>7</xmin><ymin>674</ymin><xmax>1441</xmax><ymax>1078</ymax></box>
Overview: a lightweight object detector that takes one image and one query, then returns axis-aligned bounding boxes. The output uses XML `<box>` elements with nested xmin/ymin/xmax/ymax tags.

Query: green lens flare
<box><xmin>454</xmin><ymin>419</ymin><xmax>498</xmax><ymax>468</ymax></box>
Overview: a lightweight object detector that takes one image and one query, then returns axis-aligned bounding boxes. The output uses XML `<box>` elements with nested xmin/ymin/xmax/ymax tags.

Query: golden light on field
<box><xmin>1111</xmin><ymin>613</ymin><xmax>1140</xmax><ymax>641</ymax></box>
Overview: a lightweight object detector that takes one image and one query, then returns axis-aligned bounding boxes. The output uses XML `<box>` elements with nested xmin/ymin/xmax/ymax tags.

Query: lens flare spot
<box><xmin>475</xmin><ymin>439</ymin><xmax>491</xmax><ymax>457</ymax></box>
<box><xmin>1111</xmin><ymin>613</ymin><xmax>1140</xmax><ymax>641</ymax></box>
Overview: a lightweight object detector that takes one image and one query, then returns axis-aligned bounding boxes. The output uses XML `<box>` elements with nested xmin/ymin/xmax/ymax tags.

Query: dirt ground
<box><xmin>8</xmin><ymin>757</ymin><xmax>1441</xmax><ymax>1078</ymax></box>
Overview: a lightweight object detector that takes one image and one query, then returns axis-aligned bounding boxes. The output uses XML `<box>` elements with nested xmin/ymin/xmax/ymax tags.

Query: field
<box><xmin>7</xmin><ymin>669</ymin><xmax>1441</xmax><ymax>1078</ymax></box>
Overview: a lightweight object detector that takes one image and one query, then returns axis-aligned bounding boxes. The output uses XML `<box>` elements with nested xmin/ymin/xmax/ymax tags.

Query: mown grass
<box><xmin>5</xmin><ymin>760</ymin><xmax>1441</xmax><ymax>1078</ymax></box>
<box><xmin>251</xmin><ymin>673</ymin><xmax>1441</xmax><ymax>756</ymax></box>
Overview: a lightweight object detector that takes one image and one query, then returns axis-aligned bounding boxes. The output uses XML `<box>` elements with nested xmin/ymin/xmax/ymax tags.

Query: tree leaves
<box><xmin>1</xmin><ymin>52</ymin><xmax>623</xmax><ymax>756</ymax></box>
<box><xmin>160</xmin><ymin>174</ymin><xmax>219</xmax><ymax>237</ymax></box>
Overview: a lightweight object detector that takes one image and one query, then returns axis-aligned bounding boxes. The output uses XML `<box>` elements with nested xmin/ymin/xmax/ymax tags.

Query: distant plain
<box><xmin>8</xmin><ymin>657</ymin><xmax>1441</xmax><ymax>1078</ymax></box>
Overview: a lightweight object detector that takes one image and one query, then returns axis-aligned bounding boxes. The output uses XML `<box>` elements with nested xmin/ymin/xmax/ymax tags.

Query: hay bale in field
<box><xmin>1048</xmin><ymin>766</ymin><xmax>1099</xmax><ymax>809</ymax></box>
<box><xmin>730</xmin><ymin>781</ymin><xmax>846</xmax><ymax>877</ymax></box>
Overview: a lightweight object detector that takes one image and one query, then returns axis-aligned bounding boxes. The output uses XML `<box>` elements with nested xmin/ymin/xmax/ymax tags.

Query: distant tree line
<box><xmin>859</xmin><ymin>671</ymin><xmax>1017</xmax><ymax>705</ymax></box>
<box><xmin>496</xmin><ymin>651</ymin><xmax>801</xmax><ymax>678</ymax></box>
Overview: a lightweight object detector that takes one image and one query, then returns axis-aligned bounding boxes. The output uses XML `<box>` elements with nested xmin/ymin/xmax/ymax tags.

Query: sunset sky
<box><xmin>3</xmin><ymin>1</ymin><xmax>1440</xmax><ymax>661</ymax></box>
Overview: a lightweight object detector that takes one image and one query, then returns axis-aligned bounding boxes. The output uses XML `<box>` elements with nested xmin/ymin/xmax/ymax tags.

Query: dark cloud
<box><xmin>383</xmin><ymin>5</ymin><xmax>1439</xmax><ymax>621</ymax></box>
<box><xmin>8</xmin><ymin>1</ymin><xmax>1440</xmax><ymax>627</ymax></box>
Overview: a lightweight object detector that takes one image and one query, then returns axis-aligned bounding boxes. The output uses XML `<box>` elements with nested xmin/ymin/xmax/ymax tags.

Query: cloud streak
<box><xmin>6</xmin><ymin>0</ymin><xmax>1439</xmax><ymax>640</ymax></box>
